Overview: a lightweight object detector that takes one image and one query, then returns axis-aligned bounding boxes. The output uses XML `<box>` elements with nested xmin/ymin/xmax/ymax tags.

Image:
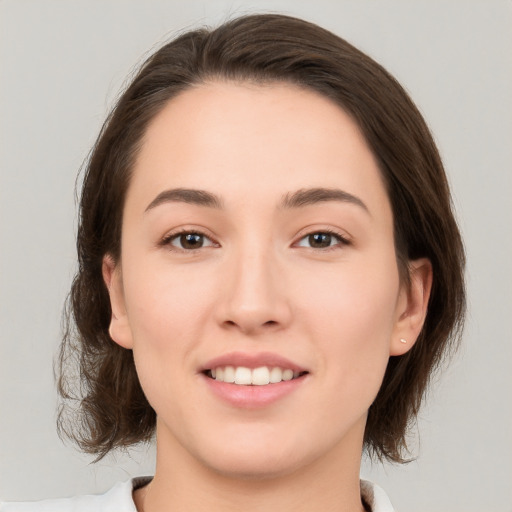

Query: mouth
<box><xmin>203</xmin><ymin>366</ymin><xmax>309</xmax><ymax>385</ymax></box>
<box><xmin>201</xmin><ymin>353</ymin><xmax>309</xmax><ymax>408</ymax></box>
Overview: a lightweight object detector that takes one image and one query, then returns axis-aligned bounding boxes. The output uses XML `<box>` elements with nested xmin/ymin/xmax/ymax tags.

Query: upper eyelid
<box><xmin>294</xmin><ymin>231</ymin><xmax>350</xmax><ymax>248</ymax></box>
<box><xmin>160</xmin><ymin>228</ymin><xmax>218</xmax><ymax>249</ymax></box>
<box><xmin>293</xmin><ymin>226</ymin><xmax>352</xmax><ymax>244</ymax></box>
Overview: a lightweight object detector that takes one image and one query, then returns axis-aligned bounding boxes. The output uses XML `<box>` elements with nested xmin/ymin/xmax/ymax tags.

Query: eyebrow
<box><xmin>280</xmin><ymin>187</ymin><xmax>369</xmax><ymax>213</ymax></box>
<box><xmin>145</xmin><ymin>188</ymin><xmax>223</xmax><ymax>212</ymax></box>
<box><xmin>145</xmin><ymin>187</ymin><xmax>369</xmax><ymax>214</ymax></box>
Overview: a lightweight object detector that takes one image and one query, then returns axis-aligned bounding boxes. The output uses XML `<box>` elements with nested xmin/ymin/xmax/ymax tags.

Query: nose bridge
<box><xmin>220</xmin><ymin>238</ymin><xmax>290</xmax><ymax>333</ymax></box>
<box><xmin>235</xmin><ymin>243</ymin><xmax>275</xmax><ymax>302</ymax></box>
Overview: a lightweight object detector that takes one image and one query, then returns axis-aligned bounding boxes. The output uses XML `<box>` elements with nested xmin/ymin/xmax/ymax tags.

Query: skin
<box><xmin>103</xmin><ymin>81</ymin><xmax>432</xmax><ymax>512</ymax></box>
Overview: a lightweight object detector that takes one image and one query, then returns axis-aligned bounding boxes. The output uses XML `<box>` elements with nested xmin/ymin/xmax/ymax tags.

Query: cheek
<box><xmin>300</xmin><ymin>256</ymin><xmax>399</xmax><ymax>332</ymax></box>
<box><xmin>120</xmin><ymin>260</ymin><xmax>217</xmax><ymax>402</ymax></box>
<box><xmin>123</xmin><ymin>259</ymin><xmax>217</xmax><ymax>347</ymax></box>
<box><xmin>297</xmin><ymin>258</ymin><xmax>400</xmax><ymax>386</ymax></box>
<box><xmin>120</xmin><ymin>256</ymin><xmax>232</xmax><ymax>396</ymax></box>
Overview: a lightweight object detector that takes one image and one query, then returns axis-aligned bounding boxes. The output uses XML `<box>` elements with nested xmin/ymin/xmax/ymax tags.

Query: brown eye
<box><xmin>296</xmin><ymin>231</ymin><xmax>349</xmax><ymax>249</ymax></box>
<box><xmin>180</xmin><ymin>233</ymin><xmax>203</xmax><ymax>249</ymax></box>
<box><xmin>308</xmin><ymin>233</ymin><xmax>332</xmax><ymax>248</ymax></box>
<box><xmin>168</xmin><ymin>232</ymin><xmax>215</xmax><ymax>250</ymax></box>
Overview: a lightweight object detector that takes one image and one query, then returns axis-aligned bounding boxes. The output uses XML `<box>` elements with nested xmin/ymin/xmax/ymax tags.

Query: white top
<box><xmin>1</xmin><ymin>478</ymin><xmax>395</xmax><ymax>512</ymax></box>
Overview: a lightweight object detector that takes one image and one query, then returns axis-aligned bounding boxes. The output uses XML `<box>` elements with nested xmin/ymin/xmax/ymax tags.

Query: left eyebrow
<box><xmin>280</xmin><ymin>188</ymin><xmax>370</xmax><ymax>214</ymax></box>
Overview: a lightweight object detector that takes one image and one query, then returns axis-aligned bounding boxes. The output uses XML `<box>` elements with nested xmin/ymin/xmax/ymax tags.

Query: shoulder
<box><xmin>0</xmin><ymin>477</ymin><xmax>151</xmax><ymax>512</ymax></box>
<box><xmin>360</xmin><ymin>480</ymin><xmax>395</xmax><ymax>512</ymax></box>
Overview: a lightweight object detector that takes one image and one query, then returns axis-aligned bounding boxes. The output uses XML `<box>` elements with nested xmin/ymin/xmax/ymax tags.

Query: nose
<box><xmin>216</xmin><ymin>247</ymin><xmax>292</xmax><ymax>336</ymax></box>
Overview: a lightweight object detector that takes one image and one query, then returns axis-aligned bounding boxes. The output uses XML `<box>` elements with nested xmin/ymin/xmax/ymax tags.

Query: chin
<box><xmin>200</xmin><ymin>448</ymin><xmax>306</xmax><ymax>481</ymax></box>
<box><xmin>186</xmin><ymin>425</ymin><xmax>327</xmax><ymax>482</ymax></box>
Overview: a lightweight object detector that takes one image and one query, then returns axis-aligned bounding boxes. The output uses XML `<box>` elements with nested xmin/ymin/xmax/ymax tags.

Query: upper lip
<box><xmin>201</xmin><ymin>351</ymin><xmax>308</xmax><ymax>373</ymax></box>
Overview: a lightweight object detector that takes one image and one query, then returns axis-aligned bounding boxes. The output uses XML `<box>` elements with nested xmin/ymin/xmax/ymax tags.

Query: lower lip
<box><xmin>202</xmin><ymin>374</ymin><xmax>307</xmax><ymax>409</ymax></box>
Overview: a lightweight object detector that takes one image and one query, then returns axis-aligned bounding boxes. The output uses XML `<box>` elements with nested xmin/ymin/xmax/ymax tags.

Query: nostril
<box><xmin>222</xmin><ymin>319</ymin><xmax>279</xmax><ymax>329</ymax></box>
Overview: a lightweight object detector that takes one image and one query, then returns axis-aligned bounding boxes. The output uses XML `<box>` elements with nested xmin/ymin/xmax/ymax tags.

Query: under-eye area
<box><xmin>204</xmin><ymin>366</ymin><xmax>309</xmax><ymax>385</ymax></box>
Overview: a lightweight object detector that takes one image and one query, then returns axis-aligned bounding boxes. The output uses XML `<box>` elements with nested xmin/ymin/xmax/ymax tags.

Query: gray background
<box><xmin>1</xmin><ymin>1</ymin><xmax>511</xmax><ymax>510</ymax></box>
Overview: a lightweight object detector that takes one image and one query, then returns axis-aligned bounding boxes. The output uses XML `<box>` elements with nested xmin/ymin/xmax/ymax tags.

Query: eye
<box><xmin>163</xmin><ymin>231</ymin><xmax>217</xmax><ymax>251</ymax></box>
<box><xmin>295</xmin><ymin>230</ymin><xmax>349</xmax><ymax>249</ymax></box>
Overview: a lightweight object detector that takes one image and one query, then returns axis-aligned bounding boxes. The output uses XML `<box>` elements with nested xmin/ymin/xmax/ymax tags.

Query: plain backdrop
<box><xmin>1</xmin><ymin>1</ymin><xmax>511</xmax><ymax>511</ymax></box>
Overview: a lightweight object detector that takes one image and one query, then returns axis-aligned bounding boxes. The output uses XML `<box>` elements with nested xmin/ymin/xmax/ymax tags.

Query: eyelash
<box><xmin>159</xmin><ymin>228</ymin><xmax>351</xmax><ymax>252</ymax></box>
<box><xmin>159</xmin><ymin>229</ymin><xmax>218</xmax><ymax>252</ymax></box>
<box><xmin>294</xmin><ymin>229</ymin><xmax>351</xmax><ymax>251</ymax></box>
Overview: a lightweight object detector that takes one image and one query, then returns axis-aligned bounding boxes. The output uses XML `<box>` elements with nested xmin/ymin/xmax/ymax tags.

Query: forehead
<box><xmin>127</xmin><ymin>81</ymin><xmax>390</xmax><ymax>217</ymax></box>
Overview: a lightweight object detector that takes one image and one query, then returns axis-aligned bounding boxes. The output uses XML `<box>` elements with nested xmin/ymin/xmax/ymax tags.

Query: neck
<box><xmin>136</xmin><ymin>419</ymin><xmax>367</xmax><ymax>512</ymax></box>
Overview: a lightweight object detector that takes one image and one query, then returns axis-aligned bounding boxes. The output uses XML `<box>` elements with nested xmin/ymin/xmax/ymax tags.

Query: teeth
<box><xmin>223</xmin><ymin>366</ymin><xmax>235</xmax><ymax>383</ymax></box>
<box><xmin>252</xmin><ymin>367</ymin><xmax>270</xmax><ymax>386</ymax></box>
<box><xmin>209</xmin><ymin>366</ymin><xmax>304</xmax><ymax>385</ymax></box>
<box><xmin>234</xmin><ymin>367</ymin><xmax>252</xmax><ymax>385</ymax></box>
<box><xmin>282</xmin><ymin>369</ymin><xmax>294</xmax><ymax>381</ymax></box>
<box><xmin>269</xmin><ymin>367</ymin><xmax>283</xmax><ymax>383</ymax></box>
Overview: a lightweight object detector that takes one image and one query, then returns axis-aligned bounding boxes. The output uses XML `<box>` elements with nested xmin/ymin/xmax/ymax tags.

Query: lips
<box><xmin>200</xmin><ymin>352</ymin><xmax>309</xmax><ymax>407</ymax></box>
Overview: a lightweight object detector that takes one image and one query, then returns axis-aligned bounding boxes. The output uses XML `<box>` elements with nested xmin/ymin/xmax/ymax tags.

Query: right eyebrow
<box><xmin>144</xmin><ymin>188</ymin><xmax>223</xmax><ymax>212</ymax></box>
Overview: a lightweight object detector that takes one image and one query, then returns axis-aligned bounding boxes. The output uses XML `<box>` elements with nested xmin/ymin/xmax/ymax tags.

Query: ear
<box><xmin>102</xmin><ymin>254</ymin><xmax>134</xmax><ymax>349</ymax></box>
<box><xmin>390</xmin><ymin>258</ymin><xmax>433</xmax><ymax>356</ymax></box>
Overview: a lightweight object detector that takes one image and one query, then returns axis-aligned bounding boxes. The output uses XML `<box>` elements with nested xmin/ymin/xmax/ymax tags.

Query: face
<box><xmin>104</xmin><ymin>81</ymin><xmax>427</xmax><ymax>479</ymax></box>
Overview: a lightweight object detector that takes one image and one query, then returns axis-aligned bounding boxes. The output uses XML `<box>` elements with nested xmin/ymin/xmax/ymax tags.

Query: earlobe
<box><xmin>102</xmin><ymin>254</ymin><xmax>134</xmax><ymax>350</ymax></box>
<box><xmin>390</xmin><ymin>258</ymin><xmax>433</xmax><ymax>356</ymax></box>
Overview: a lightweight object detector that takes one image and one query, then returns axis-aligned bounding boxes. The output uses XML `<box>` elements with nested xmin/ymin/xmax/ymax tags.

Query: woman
<box><xmin>2</xmin><ymin>13</ymin><xmax>465</xmax><ymax>512</ymax></box>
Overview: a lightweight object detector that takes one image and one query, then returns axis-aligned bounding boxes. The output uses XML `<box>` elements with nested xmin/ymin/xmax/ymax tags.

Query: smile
<box><xmin>206</xmin><ymin>366</ymin><xmax>308</xmax><ymax>385</ymax></box>
<box><xmin>201</xmin><ymin>352</ymin><xmax>309</xmax><ymax>407</ymax></box>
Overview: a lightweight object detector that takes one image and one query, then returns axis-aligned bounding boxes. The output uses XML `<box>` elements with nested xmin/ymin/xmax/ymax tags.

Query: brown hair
<box><xmin>57</xmin><ymin>13</ymin><xmax>465</xmax><ymax>463</ymax></box>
